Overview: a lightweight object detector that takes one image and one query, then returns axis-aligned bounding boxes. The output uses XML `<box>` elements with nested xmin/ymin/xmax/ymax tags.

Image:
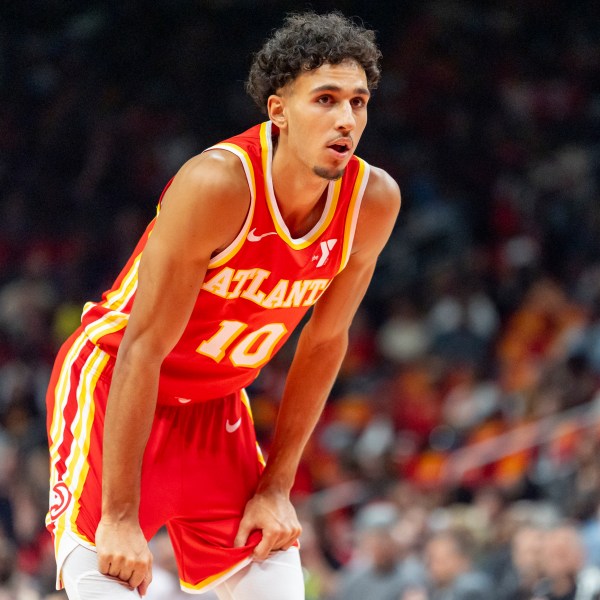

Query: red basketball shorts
<box><xmin>46</xmin><ymin>330</ymin><xmax>265</xmax><ymax>593</ymax></box>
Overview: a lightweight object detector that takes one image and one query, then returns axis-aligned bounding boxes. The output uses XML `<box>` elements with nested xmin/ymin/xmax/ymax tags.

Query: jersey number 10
<box><xmin>196</xmin><ymin>320</ymin><xmax>288</xmax><ymax>369</ymax></box>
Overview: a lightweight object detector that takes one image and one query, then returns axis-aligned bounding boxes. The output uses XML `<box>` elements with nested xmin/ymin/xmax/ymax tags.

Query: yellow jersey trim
<box><xmin>64</xmin><ymin>347</ymin><xmax>109</xmax><ymax>535</ymax></box>
<box><xmin>48</xmin><ymin>338</ymin><xmax>110</xmax><ymax>553</ymax></box>
<box><xmin>81</xmin><ymin>250</ymin><xmax>142</xmax><ymax>344</ymax></box>
<box><xmin>338</xmin><ymin>158</ymin><xmax>370</xmax><ymax>273</ymax></box>
<box><xmin>180</xmin><ymin>557</ymin><xmax>252</xmax><ymax>592</ymax></box>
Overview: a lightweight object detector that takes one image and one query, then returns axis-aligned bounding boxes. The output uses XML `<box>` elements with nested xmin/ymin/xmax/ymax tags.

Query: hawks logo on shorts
<box><xmin>49</xmin><ymin>482</ymin><xmax>72</xmax><ymax>520</ymax></box>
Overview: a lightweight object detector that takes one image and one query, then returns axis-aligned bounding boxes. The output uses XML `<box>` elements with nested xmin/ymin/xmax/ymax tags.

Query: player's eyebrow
<box><xmin>310</xmin><ymin>84</ymin><xmax>370</xmax><ymax>96</ymax></box>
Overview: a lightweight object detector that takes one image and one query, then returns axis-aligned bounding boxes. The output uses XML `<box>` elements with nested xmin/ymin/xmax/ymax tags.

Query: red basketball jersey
<box><xmin>80</xmin><ymin>121</ymin><xmax>370</xmax><ymax>403</ymax></box>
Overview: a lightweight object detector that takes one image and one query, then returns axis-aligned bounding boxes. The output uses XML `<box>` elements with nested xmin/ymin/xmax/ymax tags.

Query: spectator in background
<box><xmin>0</xmin><ymin>531</ymin><xmax>41</xmax><ymax>599</ymax></box>
<box><xmin>534</xmin><ymin>524</ymin><xmax>600</xmax><ymax>600</ymax></box>
<box><xmin>297</xmin><ymin>516</ymin><xmax>339</xmax><ymax>600</ymax></box>
<box><xmin>496</xmin><ymin>524</ymin><xmax>544</xmax><ymax>600</ymax></box>
<box><xmin>376</xmin><ymin>298</ymin><xmax>430</xmax><ymax>365</ymax></box>
<box><xmin>334</xmin><ymin>502</ymin><xmax>426</xmax><ymax>600</ymax></box>
<box><xmin>421</xmin><ymin>527</ymin><xmax>493</xmax><ymax>600</ymax></box>
<box><xmin>581</xmin><ymin>502</ymin><xmax>600</xmax><ymax>570</ymax></box>
<box><xmin>496</xmin><ymin>277</ymin><xmax>587</xmax><ymax>400</ymax></box>
<box><xmin>427</xmin><ymin>271</ymin><xmax>499</xmax><ymax>355</ymax></box>
<box><xmin>569</xmin><ymin>295</ymin><xmax>600</xmax><ymax>376</ymax></box>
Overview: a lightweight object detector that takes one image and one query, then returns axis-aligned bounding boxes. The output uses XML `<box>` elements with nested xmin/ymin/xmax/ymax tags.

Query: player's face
<box><xmin>276</xmin><ymin>60</ymin><xmax>370</xmax><ymax>181</ymax></box>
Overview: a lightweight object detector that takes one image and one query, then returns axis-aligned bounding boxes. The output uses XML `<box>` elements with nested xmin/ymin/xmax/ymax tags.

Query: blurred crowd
<box><xmin>1</xmin><ymin>0</ymin><xmax>600</xmax><ymax>598</ymax></box>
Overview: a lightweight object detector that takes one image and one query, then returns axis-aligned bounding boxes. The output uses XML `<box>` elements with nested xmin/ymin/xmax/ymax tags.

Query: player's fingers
<box><xmin>253</xmin><ymin>531</ymin><xmax>277</xmax><ymax>561</ymax></box>
<box><xmin>116</xmin><ymin>565</ymin><xmax>135</xmax><ymax>586</ymax></box>
<box><xmin>97</xmin><ymin>553</ymin><xmax>112</xmax><ymax>575</ymax></box>
<box><xmin>233</xmin><ymin>519</ymin><xmax>253</xmax><ymax>548</ymax></box>
<box><xmin>107</xmin><ymin>558</ymin><xmax>124</xmax><ymax>578</ymax></box>
<box><xmin>285</xmin><ymin>522</ymin><xmax>302</xmax><ymax>546</ymax></box>
<box><xmin>280</xmin><ymin>537</ymin><xmax>299</xmax><ymax>551</ymax></box>
<box><xmin>130</xmin><ymin>562</ymin><xmax>151</xmax><ymax>595</ymax></box>
<box><xmin>128</xmin><ymin>551</ymin><xmax>152</xmax><ymax>588</ymax></box>
<box><xmin>127</xmin><ymin>565</ymin><xmax>148</xmax><ymax>590</ymax></box>
<box><xmin>98</xmin><ymin>553</ymin><xmax>129</xmax><ymax>580</ymax></box>
<box><xmin>137</xmin><ymin>569</ymin><xmax>153</xmax><ymax>597</ymax></box>
<box><xmin>275</xmin><ymin>522</ymin><xmax>302</xmax><ymax>551</ymax></box>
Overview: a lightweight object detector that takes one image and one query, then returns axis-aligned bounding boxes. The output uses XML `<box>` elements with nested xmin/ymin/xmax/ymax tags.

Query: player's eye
<box><xmin>351</xmin><ymin>97</ymin><xmax>366</xmax><ymax>108</ymax></box>
<box><xmin>317</xmin><ymin>95</ymin><xmax>333</xmax><ymax>104</ymax></box>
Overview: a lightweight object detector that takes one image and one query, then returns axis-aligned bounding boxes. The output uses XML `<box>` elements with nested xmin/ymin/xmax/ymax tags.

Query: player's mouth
<box><xmin>326</xmin><ymin>137</ymin><xmax>353</xmax><ymax>159</ymax></box>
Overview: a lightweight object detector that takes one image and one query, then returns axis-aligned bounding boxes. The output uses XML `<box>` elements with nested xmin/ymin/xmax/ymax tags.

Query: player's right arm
<box><xmin>95</xmin><ymin>149</ymin><xmax>250</xmax><ymax>595</ymax></box>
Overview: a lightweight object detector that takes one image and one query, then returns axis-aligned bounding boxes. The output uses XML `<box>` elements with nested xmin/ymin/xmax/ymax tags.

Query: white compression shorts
<box><xmin>61</xmin><ymin>544</ymin><xmax>305</xmax><ymax>600</ymax></box>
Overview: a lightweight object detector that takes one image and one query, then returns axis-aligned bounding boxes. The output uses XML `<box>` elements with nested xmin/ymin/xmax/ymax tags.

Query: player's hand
<box><xmin>95</xmin><ymin>518</ymin><xmax>153</xmax><ymax>596</ymax></box>
<box><xmin>233</xmin><ymin>490</ymin><xmax>302</xmax><ymax>561</ymax></box>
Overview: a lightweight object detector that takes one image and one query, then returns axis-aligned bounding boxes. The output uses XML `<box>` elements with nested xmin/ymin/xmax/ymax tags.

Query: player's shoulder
<box><xmin>173</xmin><ymin>148</ymin><xmax>249</xmax><ymax>205</ymax></box>
<box><xmin>362</xmin><ymin>164</ymin><xmax>401</xmax><ymax>219</ymax></box>
<box><xmin>158</xmin><ymin>147</ymin><xmax>250</xmax><ymax>231</ymax></box>
<box><xmin>347</xmin><ymin>165</ymin><xmax>400</xmax><ymax>260</ymax></box>
<box><xmin>175</xmin><ymin>148</ymin><xmax>249</xmax><ymax>198</ymax></box>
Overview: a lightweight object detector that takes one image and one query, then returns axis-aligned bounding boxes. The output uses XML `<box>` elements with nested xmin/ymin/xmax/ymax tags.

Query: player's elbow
<box><xmin>301</xmin><ymin>320</ymin><xmax>349</xmax><ymax>357</ymax></box>
<box><xmin>117</xmin><ymin>332</ymin><xmax>171</xmax><ymax>372</ymax></box>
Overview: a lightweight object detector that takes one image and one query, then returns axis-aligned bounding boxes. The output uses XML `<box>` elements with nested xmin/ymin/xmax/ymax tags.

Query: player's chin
<box><xmin>312</xmin><ymin>164</ymin><xmax>346</xmax><ymax>181</ymax></box>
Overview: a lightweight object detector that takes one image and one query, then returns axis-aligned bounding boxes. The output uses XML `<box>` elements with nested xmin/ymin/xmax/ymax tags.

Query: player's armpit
<box><xmin>349</xmin><ymin>165</ymin><xmax>400</xmax><ymax>262</ymax></box>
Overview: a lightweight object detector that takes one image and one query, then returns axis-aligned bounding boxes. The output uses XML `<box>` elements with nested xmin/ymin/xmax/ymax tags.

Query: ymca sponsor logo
<box><xmin>312</xmin><ymin>239</ymin><xmax>338</xmax><ymax>267</ymax></box>
<box><xmin>49</xmin><ymin>482</ymin><xmax>72</xmax><ymax>520</ymax></box>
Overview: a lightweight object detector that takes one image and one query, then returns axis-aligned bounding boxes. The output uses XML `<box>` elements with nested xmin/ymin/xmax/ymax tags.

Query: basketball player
<box><xmin>46</xmin><ymin>12</ymin><xmax>400</xmax><ymax>599</ymax></box>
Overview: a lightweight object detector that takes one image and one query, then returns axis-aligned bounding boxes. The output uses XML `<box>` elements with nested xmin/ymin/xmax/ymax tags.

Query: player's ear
<box><xmin>267</xmin><ymin>94</ymin><xmax>287</xmax><ymax>129</ymax></box>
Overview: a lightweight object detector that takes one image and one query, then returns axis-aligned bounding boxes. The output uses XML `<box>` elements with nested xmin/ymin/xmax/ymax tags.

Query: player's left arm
<box><xmin>234</xmin><ymin>167</ymin><xmax>400</xmax><ymax>559</ymax></box>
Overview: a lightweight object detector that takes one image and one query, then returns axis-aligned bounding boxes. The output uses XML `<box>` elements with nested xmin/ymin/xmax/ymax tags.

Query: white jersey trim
<box><xmin>204</xmin><ymin>143</ymin><xmax>257</xmax><ymax>269</ymax></box>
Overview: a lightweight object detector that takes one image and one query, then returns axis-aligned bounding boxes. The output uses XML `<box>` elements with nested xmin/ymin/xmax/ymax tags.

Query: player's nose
<box><xmin>334</xmin><ymin>100</ymin><xmax>356</xmax><ymax>132</ymax></box>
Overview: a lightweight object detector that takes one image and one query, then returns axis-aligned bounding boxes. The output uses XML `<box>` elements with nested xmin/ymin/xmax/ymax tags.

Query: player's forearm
<box><xmin>257</xmin><ymin>325</ymin><xmax>348</xmax><ymax>494</ymax></box>
<box><xmin>101</xmin><ymin>343</ymin><xmax>161</xmax><ymax>521</ymax></box>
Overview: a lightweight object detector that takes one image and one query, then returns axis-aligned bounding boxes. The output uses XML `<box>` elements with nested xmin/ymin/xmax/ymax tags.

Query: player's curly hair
<box><xmin>246</xmin><ymin>12</ymin><xmax>381</xmax><ymax>113</ymax></box>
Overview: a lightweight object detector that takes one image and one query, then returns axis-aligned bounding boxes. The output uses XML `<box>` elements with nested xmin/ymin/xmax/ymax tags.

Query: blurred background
<box><xmin>1</xmin><ymin>0</ymin><xmax>600</xmax><ymax>598</ymax></box>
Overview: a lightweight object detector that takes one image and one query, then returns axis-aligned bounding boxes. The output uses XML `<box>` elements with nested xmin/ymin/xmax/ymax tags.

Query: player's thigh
<box><xmin>62</xmin><ymin>545</ymin><xmax>141</xmax><ymax>600</ymax></box>
<box><xmin>214</xmin><ymin>547</ymin><xmax>304</xmax><ymax>600</ymax></box>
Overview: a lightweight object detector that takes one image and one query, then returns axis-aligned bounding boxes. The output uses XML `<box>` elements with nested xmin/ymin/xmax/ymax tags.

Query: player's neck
<box><xmin>271</xmin><ymin>139</ymin><xmax>329</xmax><ymax>238</ymax></box>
